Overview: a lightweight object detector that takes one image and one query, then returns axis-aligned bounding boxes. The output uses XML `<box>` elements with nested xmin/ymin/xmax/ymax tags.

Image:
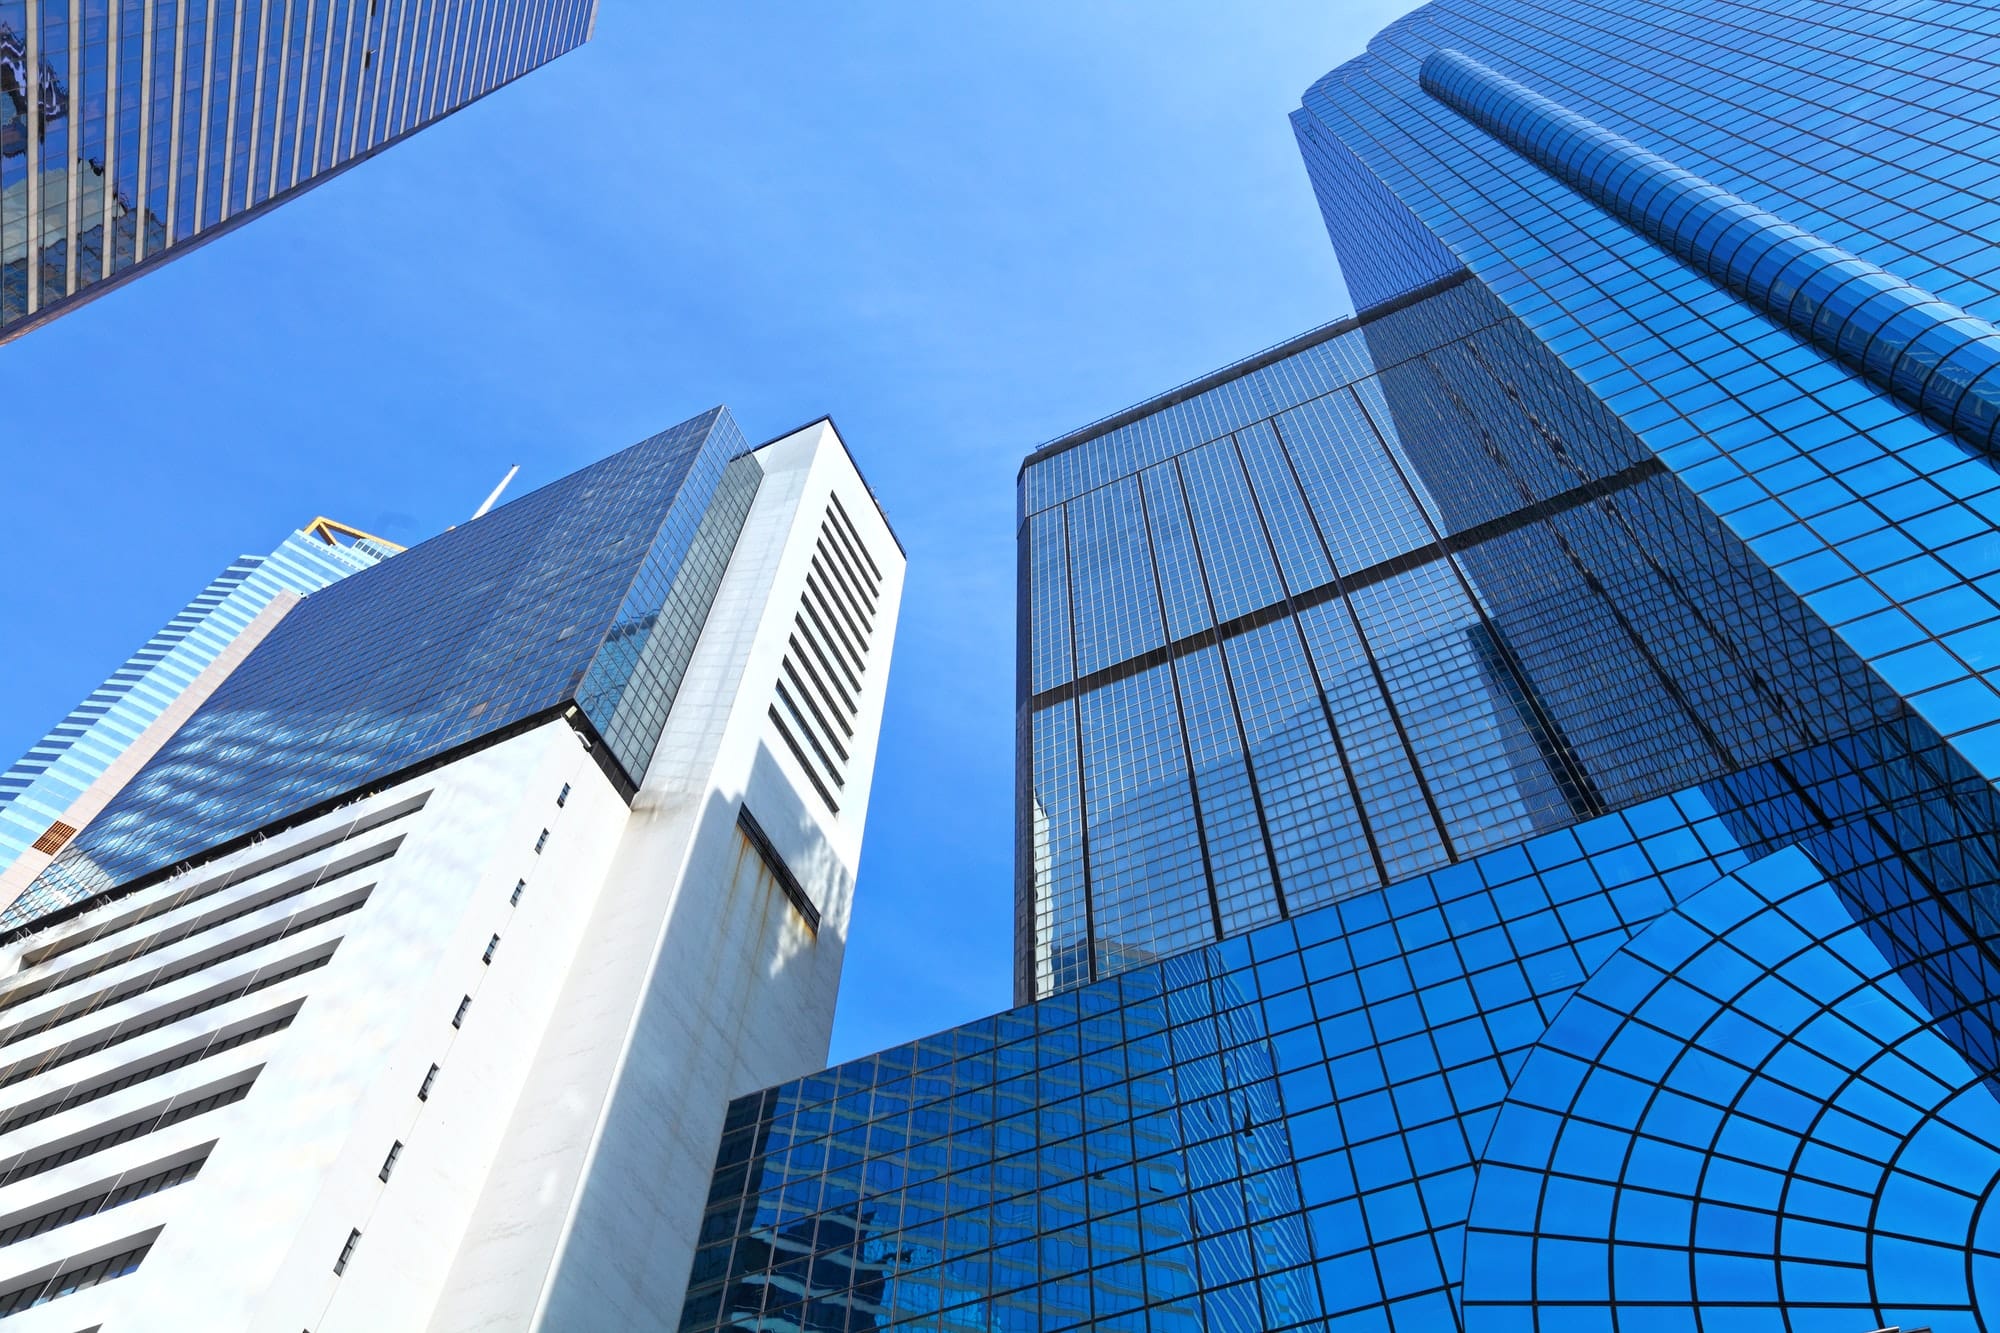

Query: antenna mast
<box><xmin>471</xmin><ymin>465</ymin><xmax>520</xmax><ymax>521</ymax></box>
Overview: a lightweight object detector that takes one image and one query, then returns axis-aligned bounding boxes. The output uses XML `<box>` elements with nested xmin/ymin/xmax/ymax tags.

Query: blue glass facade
<box><xmin>682</xmin><ymin>246</ymin><xmax>2000</xmax><ymax>1327</ymax></box>
<box><xmin>1293</xmin><ymin>0</ymin><xmax>2000</xmax><ymax>804</ymax></box>
<box><xmin>0</xmin><ymin>0</ymin><xmax>596</xmax><ymax>342</ymax></box>
<box><xmin>7</xmin><ymin>406</ymin><xmax>762</xmax><ymax>932</ymax></box>
<box><xmin>0</xmin><ymin>521</ymin><xmax>387</xmax><ymax>880</ymax></box>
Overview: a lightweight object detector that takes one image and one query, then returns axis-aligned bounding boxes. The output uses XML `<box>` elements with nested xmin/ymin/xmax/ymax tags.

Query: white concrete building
<box><xmin>0</xmin><ymin>419</ymin><xmax>902</xmax><ymax>1331</ymax></box>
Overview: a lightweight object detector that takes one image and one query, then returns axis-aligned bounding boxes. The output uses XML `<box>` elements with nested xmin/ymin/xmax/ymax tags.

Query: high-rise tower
<box><xmin>0</xmin><ymin>518</ymin><xmax>394</xmax><ymax>897</ymax></box>
<box><xmin>680</xmin><ymin>7</ymin><xmax>2000</xmax><ymax>1330</ymax></box>
<box><xmin>0</xmin><ymin>0</ymin><xmax>597</xmax><ymax>342</ymax></box>
<box><xmin>0</xmin><ymin>409</ymin><xmax>903</xmax><ymax>1330</ymax></box>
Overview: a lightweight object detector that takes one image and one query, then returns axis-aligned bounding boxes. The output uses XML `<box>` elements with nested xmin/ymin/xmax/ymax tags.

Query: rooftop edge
<box><xmin>1017</xmin><ymin>268</ymin><xmax>1471</xmax><ymax>478</ymax></box>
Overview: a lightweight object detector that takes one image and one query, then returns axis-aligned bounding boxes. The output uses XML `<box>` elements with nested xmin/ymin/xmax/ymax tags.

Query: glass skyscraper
<box><xmin>680</xmin><ymin>5</ymin><xmax>2000</xmax><ymax>1331</ymax></box>
<box><xmin>0</xmin><ymin>0</ymin><xmax>596</xmax><ymax>342</ymax></box>
<box><xmin>6</xmin><ymin>407</ymin><xmax>758</xmax><ymax>931</ymax></box>
<box><xmin>0</xmin><ymin>518</ymin><xmax>391</xmax><ymax>884</ymax></box>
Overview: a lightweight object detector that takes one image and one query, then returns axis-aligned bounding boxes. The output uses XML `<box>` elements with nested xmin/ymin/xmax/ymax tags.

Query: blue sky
<box><xmin>0</xmin><ymin>2</ymin><xmax>1417</xmax><ymax>1062</ymax></box>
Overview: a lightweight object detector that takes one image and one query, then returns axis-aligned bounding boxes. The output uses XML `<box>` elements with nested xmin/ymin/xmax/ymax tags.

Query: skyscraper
<box><xmin>0</xmin><ymin>409</ymin><xmax>902</xmax><ymax>1329</ymax></box>
<box><xmin>680</xmin><ymin>7</ymin><xmax>2000</xmax><ymax>1331</ymax></box>
<box><xmin>0</xmin><ymin>517</ymin><xmax>394</xmax><ymax>897</ymax></box>
<box><xmin>0</xmin><ymin>0</ymin><xmax>597</xmax><ymax>342</ymax></box>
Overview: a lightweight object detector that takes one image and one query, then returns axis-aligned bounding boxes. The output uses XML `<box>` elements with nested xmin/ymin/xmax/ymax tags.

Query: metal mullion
<box><xmin>1266</xmin><ymin>410</ymin><xmax>1457</xmax><ymax>864</ymax></box>
<box><xmin>1169</xmin><ymin>453</ymin><xmax>1292</xmax><ymax>923</ymax></box>
<box><xmin>304</xmin><ymin>0</ymin><xmax>333</xmax><ymax>173</ymax></box>
<box><xmin>24</xmin><ymin>0</ymin><xmax>41</xmax><ymax>313</ymax></box>
<box><xmin>1134</xmin><ymin>471</ymin><xmax>1226</xmax><ymax>947</ymax></box>
<box><xmin>63</xmin><ymin>0</ymin><xmax>81</xmax><ymax>293</ymax></box>
<box><xmin>283</xmin><ymin>0</ymin><xmax>311</xmax><ymax>189</ymax></box>
<box><xmin>190</xmin><ymin>0</ymin><xmax>214</xmax><ymax>231</ymax></box>
<box><xmin>1057</xmin><ymin>502</ymin><xmax>1097</xmax><ymax>992</ymax></box>
<box><xmin>324</xmin><ymin>0</ymin><xmax>353</xmax><ymax>162</ymax></box>
<box><xmin>259</xmin><ymin>0</ymin><xmax>289</xmax><ymax>200</ymax></box>
<box><xmin>163</xmin><ymin>0</ymin><xmax>186</xmax><ymax>242</ymax></box>
<box><xmin>133</xmin><ymin>0</ymin><xmax>155</xmax><ymax>261</ymax></box>
<box><xmin>96</xmin><ymin>0</ymin><xmax>116</xmax><ymax>278</ymax></box>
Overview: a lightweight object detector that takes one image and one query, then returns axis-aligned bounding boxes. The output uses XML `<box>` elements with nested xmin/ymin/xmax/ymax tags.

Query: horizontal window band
<box><xmin>0</xmin><ymin>949</ymin><xmax>336</xmax><ymax>1090</ymax></box>
<box><xmin>18</xmin><ymin>795</ymin><xmax>421</xmax><ymax>967</ymax></box>
<box><xmin>0</xmin><ymin>854</ymin><xmax>389</xmax><ymax>1015</ymax></box>
<box><xmin>0</xmin><ymin>1007</ymin><xmax>296</xmax><ymax>1137</ymax></box>
<box><xmin>736</xmin><ymin>804</ymin><xmax>820</xmax><ymax>934</ymax></box>
<box><xmin>0</xmin><ymin>1148</ymin><xmax>207</xmax><ymax>1251</ymax></box>
<box><xmin>1031</xmin><ymin>456</ymin><xmax>1665</xmax><ymax>708</ymax></box>
<box><xmin>0</xmin><ymin>891</ymin><xmax>369</xmax><ymax>1052</ymax></box>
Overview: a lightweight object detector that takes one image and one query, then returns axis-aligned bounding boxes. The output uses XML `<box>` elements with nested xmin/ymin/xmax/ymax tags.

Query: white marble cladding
<box><xmin>0</xmin><ymin>421</ymin><xmax>902</xmax><ymax>1331</ymax></box>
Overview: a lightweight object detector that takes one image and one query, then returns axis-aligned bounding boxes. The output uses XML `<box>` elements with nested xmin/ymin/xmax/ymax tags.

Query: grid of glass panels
<box><xmin>1295</xmin><ymin>0</ymin><xmax>2000</xmax><ymax>800</ymax></box>
<box><xmin>0</xmin><ymin>0</ymin><xmax>596</xmax><ymax>341</ymax></box>
<box><xmin>689</xmin><ymin>692</ymin><xmax>2000</xmax><ymax>1331</ymax></box>
<box><xmin>1015</xmin><ymin>277</ymin><xmax>1904</xmax><ymax>1003</ymax></box>
<box><xmin>7</xmin><ymin>407</ymin><xmax>761</xmax><ymax>930</ymax></box>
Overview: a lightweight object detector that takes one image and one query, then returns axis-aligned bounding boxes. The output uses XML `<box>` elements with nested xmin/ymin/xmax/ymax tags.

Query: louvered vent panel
<box><xmin>769</xmin><ymin>500</ymin><xmax>884</xmax><ymax>814</ymax></box>
<box><xmin>30</xmin><ymin>822</ymin><xmax>77</xmax><ymax>856</ymax></box>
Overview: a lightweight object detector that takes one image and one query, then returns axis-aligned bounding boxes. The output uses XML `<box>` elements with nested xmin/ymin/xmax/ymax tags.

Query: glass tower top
<box><xmin>0</xmin><ymin>520</ymin><xmax>388</xmax><ymax>882</ymax></box>
<box><xmin>0</xmin><ymin>0</ymin><xmax>597</xmax><ymax>342</ymax></box>
<box><xmin>8</xmin><ymin>406</ymin><xmax>762</xmax><ymax>932</ymax></box>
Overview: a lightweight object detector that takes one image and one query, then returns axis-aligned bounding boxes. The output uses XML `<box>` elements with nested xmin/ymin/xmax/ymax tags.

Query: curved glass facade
<box><xmin>1419</xmin><ymin>47</ymin><xmax>2000</xmax><ymax>464</ymax></box>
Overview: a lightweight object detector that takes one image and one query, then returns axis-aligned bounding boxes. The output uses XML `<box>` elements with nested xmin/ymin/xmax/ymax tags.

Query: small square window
<box><xmin>335</xmin><ymin>1228</ymin><xmax>362</xmax><ymax>1275</ymax></box>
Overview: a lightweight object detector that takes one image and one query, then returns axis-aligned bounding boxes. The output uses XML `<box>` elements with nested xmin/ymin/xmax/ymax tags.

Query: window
<box><xmin>418</xmin><ymin>1063</ymin><xmax>439</xmax><ymax>1101</ymax></box>
<box><xmin>452</xmin><ymin>996</ymin><xmax>471</xmax><ymax>1029</ymax></box>
<box><xmin>510</xmin><ymin>879</ymin><xmax>525</xmax><ymax>906</ymax></box>
<box><xmin>334</xmin><ymin>1228</ymin><xmax>361</xmax><ymax>1275</ymax></box>
<box><xmin>482</xmin><ymin>934</ymin><xmax>499</xmax><ymax>965</ymax></box>
<box><xmin>556</xmin><ymin>783</ymin><xmax>570</xmax><ymax>808</ymax></box>
<box><xmin>534</xmin><ymin>829</ymin><xmax>549</xmax><ymax>854</ymax></box>
<box><xmin>737</xmin><ymin>804</ymin><xmax>820</xmax><ymax>933</ymax></box>
<box><xmin>379</xmin><ymin>1141</ymin><xmax>403</xmax><ymax>1182</ymax></box>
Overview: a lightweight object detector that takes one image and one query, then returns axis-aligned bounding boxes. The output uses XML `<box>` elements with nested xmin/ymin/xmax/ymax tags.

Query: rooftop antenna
<box><xmin>471</xmin><ymin>465</ymin><xmax>520</xmax><ymax>521</ymax></box>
